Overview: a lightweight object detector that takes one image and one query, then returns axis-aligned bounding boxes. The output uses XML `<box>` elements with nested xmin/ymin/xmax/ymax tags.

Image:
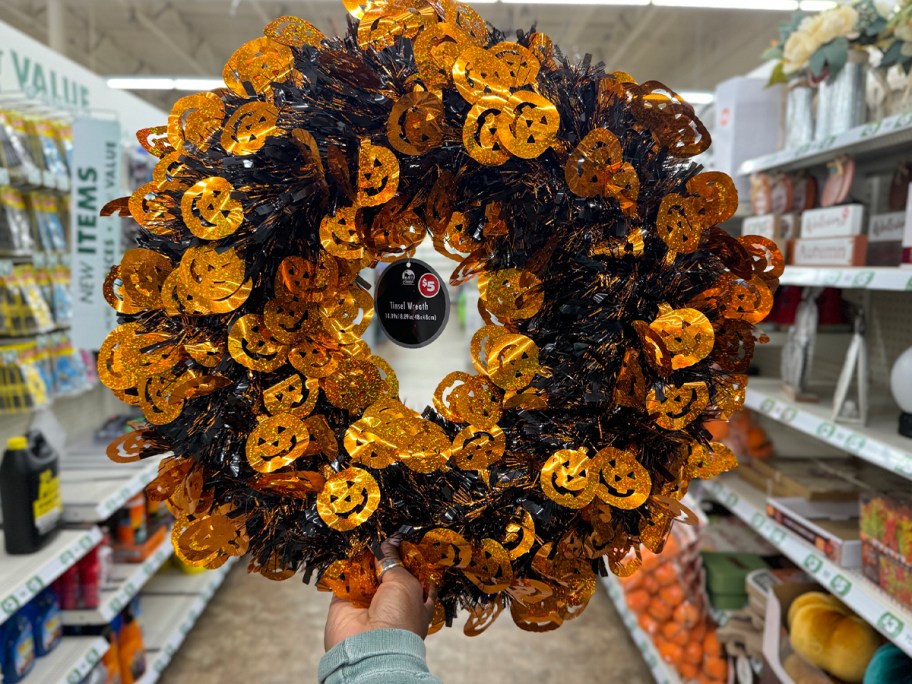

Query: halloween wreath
<box><xmin>98</xmin><ymin>0</ymin><xmax>782</xmax><ymax>634</ymax></box>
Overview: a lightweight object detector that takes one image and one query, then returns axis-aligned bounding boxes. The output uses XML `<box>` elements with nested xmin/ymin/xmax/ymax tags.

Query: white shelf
<box><xmin>738</xmin><ymin>111</ymin><xmax>912</xmax><ymax>175</ymax></box>
<box><xmin>25</xmin><ymin>635</ymin><xmax>109</xmax><ymax>684</ymax></box>
<box><xmin>137</xmin><ymin>560</ymin><xmax>236</xmax><ymax>684</ymax></box>
<box><xmin>778</xmin><ymin>266</ymin><xmax>912</xmax><ymax>292</ymax></box>
<box><xmin>745</xmin><ymin>378</ymin><xmax>912</xmax><ymax>480</ymax></box>
<box><xmin>59</xmin><ymin>455</ymin><xmax>164</xmax><ymax>523</ymax></box>
<box><xmin>0</xmin><ymin>527</ymin><xmax>103</xmax><ymax>628</ymax></box>
<box><xmin>62</xmin><ymin>530</ymin><xmax>174</xmax><ymax>625</ymax></box>
<box><xmin>600</xmin><ymin>575</ymin><xmax>682</xmax><ymax>684</ymax></box>
<box><xmin>700</xmin><ymin>475</ymin><xmax>912</xmax><ymax>658</ymax></box>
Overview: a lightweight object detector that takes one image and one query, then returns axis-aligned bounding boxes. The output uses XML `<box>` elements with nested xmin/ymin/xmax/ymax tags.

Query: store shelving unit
<box><xmin>59</xmin><ymin>454</ymin><xmax>165</xmax><ymax>523</ymax></box>
<box><xmin>699</xmin><ymin>475</ymin><xmax>912</xmax><ymax>657</ymax></box>
<box><xmin>779</xmin><ymin>266</ymin><xmax>912</xmax><ymax>292</ymax></box>
<box><xmin>599</xmin><ymin>575</ymin><xmax>682</xmax><ymax>684</ymax></box>
<box><xmin>738</xmin><ymin>111</ymin><xmax>912</xmax><ymax>175</ymax></box>
<box><xmin>0</xmin><ymin>527</ymin><xmax>103</xmax><ymax>626</ymax></box>
<box><xmin>137</xmin><ymin>560</ymin><xmax>237</xmax><ymax>684</ymax></box>
<box><xmin>62</xmin><ymin>528</ymin><xmax>174</xmax><ymax>625</ymax></box>
<box><xmin>26</xmin><ymin>635</ymin><xmax>109</xmax><ymax>684</ymax></box>
<box><xmin>745</xmin><ymin>378</ymin><xmax>912</xmax><ymax>480</ymax></box>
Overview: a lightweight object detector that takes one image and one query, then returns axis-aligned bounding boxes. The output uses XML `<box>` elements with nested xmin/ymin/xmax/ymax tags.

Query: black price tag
<box><xmin>375</xmin><ymin>259</ymin><xmax>450</xmax><ymax>348</ymax></box>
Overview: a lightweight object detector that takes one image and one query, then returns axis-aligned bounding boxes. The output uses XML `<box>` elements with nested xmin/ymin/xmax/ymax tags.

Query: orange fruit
<box><xmin>660</xmin><ymin>620</ymin><xmax>682</xmax><ymax>641</ymax></box>
<box><xmin>638</xmin><ymin>613</ymin><xmax>660</xmax><ymax>636</ymax></box>
<box><xmin>654</xmin><ymin>562</ymin><xmax>680</xmax><ymax>587</ymax></box>
<box><xmin>673</xmin><ymin>601</ymin><xmax>700</xmax><ymax>629</ymax></box>
<box><xmin>678</xmin><ymin>662</ymin><xmax>700</xmax><ymax>680</ymax></box>
<box><xmin>704</xmin><ymin>656</ymin><xmax>727</xmax><ymax>679</ymax></box>
<box><xmin>648</xmin><ymin>598</ymin><xmax>673</xmax><ymax>622</ymax></box>
<box><xmin>670</xmin><ymin>628</ymin><xmax>690</xmax><ymax>647</ymax></box>
<box><xmin>642</xmin><ymin>574</ymin><xmax>659</xmax><ymax>594</ymax></box>
<box><xmin>625</xmin><ymin>589</ymin><xmax>650</xmax><ymax>613</ymax></box>
<box><xmin>659</xmin><ymin>582</ymin><xmax>685</xmax><ymax>607</ymax></box>
<box><xmin>703</xmin><ymin>630</ymin><xmax>722</xmax><ymax>658</ymax></box>
<box><xmin>684</xmin><ymin>640</ymin><xmax>703</xmax><ymax>662</ymax></box>
<box><xmin>657</xmin><ymin>640</ymin><xmax>683</xmax><ymax>665</ymax></box>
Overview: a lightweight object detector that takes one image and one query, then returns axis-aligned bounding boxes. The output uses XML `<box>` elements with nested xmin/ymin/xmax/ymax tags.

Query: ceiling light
<box><xmin>107</xmin><ymin>77</ymin><xmax>176</xmax><ymax>90</ymax></box>
<box><xmin>653</xmin><ymin>0</ymin><xmax>798</xmax><ymax>9</ymax></box>
<box><xmin>679</xmin><ymin>91</ymin><xmax>714</xmax><ymax>105</ymax></box>
<box><xmin>174</xmin><ymin>78</ymin><xmax>225</xmax><ymax>91</ymax></box>
<box><xmin>798</xmin><ymin>1</ymin><xmax>837</xmax><ymax>10</ymax></box>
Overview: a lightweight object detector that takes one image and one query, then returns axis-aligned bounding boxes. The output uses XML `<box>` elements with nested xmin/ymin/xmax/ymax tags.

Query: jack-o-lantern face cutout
<box><xmin>649</xmin><ymin>305</ymin><xmax>715</xmax><ymax>370</ymax></box>
<box><xmin>320</xmin><ymin>207</ymin><xmax>366</xmax><ymax>260</ymax></box>
<box><xmin>177</xmin><ymin>245</ymin><xmax>251</xmax><ymax>314</ymax></box>
<box><xmin>718</xmin><ymin>274</ymin><xmax>774</xmax><ymax>325</ymax></box>
<box><xmin>498</xmin><ymin>91</ymin><xmax>560</xmax><ymax>160</ymax></box>
<box><xmin>485</xmin><ymin>334</ymin><xmax>540</xmax><ymax>391</ymax></box>
<box><xmin>452</xmin><ymin>424</ymin><xmax>505</xmax><ymax>471</ymax></box>
<box><xmin>289</xmin><ymin>340</ymin><xmax>339</xmax><ymax>379</ymax></box>
<box><xmin>478</xmin><ymin>269</ymin><xmax>543</xmax><ymax>321</ymax></box>
<box><xmin>462</xmin><ymin>538</ymin><xmax>513</xmax><ymax>594</ymax></box>
<box><xmin>357</xmin><ymin>140</ymin><xmax>399</xmax><ymax>207</ymax></box>
<box><xmin>453</xmin><ymin>375</ymin><xmax>503</xmax><ymax>429</ymax></box>
<box><xmin>181</xmin><ymin>177</ymin><xmax>245</xmax><ymax>241</ymax></box>
<box><xmin>263</xmin><ymin>374</ymin><xmax>318</xmax><ymax>418</ymax></box>
<box><xmin>502</xmin><ymin>509</ymin><xmax>535</xmax><ymax>560</ymax></box>
<box><xmin>418</xmin><ymin>528</ymin><xmax>472</xmax><ymax>569</ymax></box>
<box><xmin>263</xmin><ymin>15</ymin><xmax>324</xmax><ymax>48</ymax></box>
<box><xmin>322</xmin><ymin>287</ymin><xmax>374</xmax><ymax>345</ymax></box>
<box><xmin>168</xmin><ymin>91</ymin><xmax>225</xmax><ymax>152</ymax></box>
<box><xmin>614</xmin><ymin>349</ymin><xmax>646</xmax><ymax>408</ymax></box>
<box><xmin>507</xmin><ymin>578</ymin><xmax>553</xmax><ymax>607</ymax></box>
<box><xmin>540</xmin><ymin>448</ymin><xmax>600</xmax><ymax>509</ymax></box>
<box><xmin>490</xmin><ymin>42</ymin><xmax>540</xmax><ymax>88</ymax></box>
<box><xmin>397</xmin><ymin>418</ymin><xmax>451</xmax><ymax>473</ymax></box>
<box><xmin>464</xmin><ymin>599</ymin><xmax>505</xmax><ymax>637</ymax></box>
<box><xmin>184</xmin><ymin>339</ymin><xmax>224</xmax><ymax>368</ymax></box>
<box><xmin>228</xmin><ymin>314</ymin><xmax>289</xmax><ymax>372</ymax></box>
<box><xmin>682</xmin><ymin>441</ymin><xmax>737</xmax><ymax>480</ymax></box>
<box><xmin>245</xmin><ymin>413</ymin><xmax>311</xmax><ymax>473</ymax></box>
<box><xmin>565</xmin><ymin>128</ymin><xmax>639</xmax><ymax>216</ymax></box>
<box><xmin>323</xmin><ymin>358</ymin><xmax>387</xmax><ymax>413</ymax></box>
<box><xmin>714</xmin><ymin>320</ymin><xmax>755</xmax><ymax>373</ymax></box>
<box><xmin>388</xmin><ymin>90</ymin><xmax>444</xmax><ymax>156</ymax></box>
<box><xmin>463</xmin><ymin>98</ymin><xmax>512</xmax><ymax>167</ymax></box>
<box><xmin>129</xmin><ymin>183</ymin><xmax>178</xmax><ymax>235</ymax></box>
<box><xmin>357</xmin><ymin>2</ymin><xmax>436</xmax><ymax>50</ymax></box>
<box><xmin>221</xmin><ymin>101</ymin><xmax>280</xmax><ymax>156</ymax></box>
<box><xmin>317</xmin><ymin>552</ymin><xmax>378</xmax><ymax>609</ymax></box>
<box><xmin>118</xmin><ymin>249</ymin><xmax>172</xmax><ymax>310</ymax></box>
<box><xmin>453</xmin><ymin>46</ymin><xmax>513</xmax><ymax>104</ymax></box>
<box><xmin>106</xmin><ymin>429</ymin><xmax>162</xmax><ymax>463</ymax></box>
<box><xmin>103</xmin><ymin>267</ymin><xmax>142</xmax><ymax>315</ymax></box>
<box><xmin>136</xmin><ymin>126</ymin><xmax>172</xmax><ymax>158</ymax></box>
<box><xmin>646</xmin><ymin>381</ymin><xmax>709</xmax><ymax>430</ymax></box>
<box><xmin>628</xmin><ymin>82</ymin><xmax>710</xmax><ymax>158</ymax></box>
<box><xmin>223</xmin><ymin>37</ymin><xmax>294</xmax><ymax>97</ymax></box>
<box><xmin>275</xmin><ymin>254</ymin><xmax>339</xmax><ymax>304</ymax></box>
<box><xmin>316</xmin><ymin>467</ymin><xmax>381</xmax><ymax>531</ymax></box>
<box><xmin>594</xmin><ymin>447</ymin><xmax>650</xmax><ymax>510</ymax></box>
<box><xmin>138</xmin><ymin>370</ymin><xmax>185</xmax><ymax>426</ymax></box>
<box><xmin>715</xmin><ymin>373</ymin><xmax>747</xmax><ymax>420</ymax></box>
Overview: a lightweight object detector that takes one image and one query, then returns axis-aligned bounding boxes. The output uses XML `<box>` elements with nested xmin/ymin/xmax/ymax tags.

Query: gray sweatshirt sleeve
<box><xmin>318</xmin><ymin>629</ymin><xmax>444</xmax><ymax>684</ymax></box>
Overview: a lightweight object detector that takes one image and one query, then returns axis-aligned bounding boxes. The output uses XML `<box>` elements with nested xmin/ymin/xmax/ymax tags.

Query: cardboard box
<box><xmin>801</xmin><ymin>204</ymin><xmax>865</xmax><ymax>239</ymax></box>
<box><xmin>790</xmin><ymin>235</ymin><xmax>868</xmax><ymax>266</ymax></box>
<box><xmin>780</xmin><ymin>213</ymin><xmax>800</xmax><ymax>241</ymax></box>
<box><xmin>112</xmin><ymin>523</ymin><xmax>167</xmax><ymax>563</ymax></box>
<box><xmin>766</xmin><ymin>497</ymin><xmax>861</xmax><ymax>567</ymax></box>
<box><xmin>761</xmin><ymin>583</ymin><xmax>837</xmax><ymax>684</ymax></box>
<box><xmin>860</xmin><ymin>491</ymin><xmax>912</xmax><ymax>563</ymax></box>
<box><xmin>744</xmin><ymin>214</ymin><xmax>782</xmax><ymax>240</ymax></box>
<box><xmin>861</xmin><ymin>540</ymin><xmax>912</xmax><ymax>609</ymax></box>
<box><xmin>739</xmin><ymin>458</ymin><xmax>861</xmax><ymax>502</ymax></box>
<box><xmin>868</xmin><ymin>212</ymin><xmax>905</xmax><ymax>265</ymax></box>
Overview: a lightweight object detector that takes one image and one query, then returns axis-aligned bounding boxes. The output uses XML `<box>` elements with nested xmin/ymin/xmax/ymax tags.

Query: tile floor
<box><xmin>159</xmin><ymin>316</ymin><xmax>653</xmax><ymax>684</ymax></box>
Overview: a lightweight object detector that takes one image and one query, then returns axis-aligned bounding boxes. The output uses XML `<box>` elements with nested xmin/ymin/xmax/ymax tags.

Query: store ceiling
<box><xmin>0</xmin><ymin>0</ymin><xmax>785</xmax><ymax>111</ymax></box>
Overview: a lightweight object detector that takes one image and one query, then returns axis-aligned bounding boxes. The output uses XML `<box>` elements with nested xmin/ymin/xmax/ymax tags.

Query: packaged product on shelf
<box><xmin>26</xmin><ymin>588</ymin><xmax>62</xmax><ymax>657</ymax></box>
<box><xmin>49</xmin><ymin>333</ymin><xmax>90</xmax><ymax>395</ymax></box>
<box><xmin>53</xmin><ymin>122</ymin><xmax>73</xmax><ymax>174</ymax></box>
<box><xmin>53</xmin><ymin>534</ymin><xmax>114</xmax><ymax>611</ymax></box>
<box><xmin>111</xmin><ymin>493</ymin><xmax>166</xmax><ymax>562</ymax></box>
<box><xmin>0</xmin><ymin>431</ymin><xmax>62</xmax><ymax>554</ymax></box>
<box><xmin>0</xmin><ymin>343</ymin><xmax>50</xmax><ymax>413</ymax></box>
<box><xmin>0</xmin><ymin>264</ymin><xmax>55</xmax><ymax>335</ymax></box>
<box><xmin>0</xmin><ymin>609</ymin><xmax>35</xmax><ymax>683</ymax></box>
<box><xmin>0</xmin><ymin>188</ymin><xmax>33</xmax><ymax>254</ymax></box>
<box><xmin>766</xmin><ymin>498</ymin><xmax>862</xmax><ymax>567</ymax></box>
<box><xmin>31</xmin><ymin>119</ymin><xmax>68</xmax><ymax>179</ymax></box>
<box><xmin>701</xmin><ymin>552</ymin><xmax>770</xmax><ymax>610</ymax></box>
<box><xmin>115</xmin><ymin>601</ymin><xmax>147</xmax><ymax>684</ymax></box>
<box><xmin>28</xmin><ymin>193</ymin><xmax>67</xmax><ymax>252</ymax></box>
<box><xmin>867</xmin><ymin>212</ymin><xmax>906</xmax><ymax>266</ymax></box>
<box><xmin>860</xmin><ymin>491</ymin><xmax>912</xmax><ymax>608</ymax></box>
<box><xmin>0</xmin><ymin>111</ymin><xmax>40</xmax><ymax>185</ymax></box>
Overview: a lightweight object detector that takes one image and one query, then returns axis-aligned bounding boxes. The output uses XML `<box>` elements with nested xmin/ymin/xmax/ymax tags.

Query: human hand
<box><xmin>324</xmin><ymin>537</ymin><xmax>438</xmax><ymax>652</ymax></box>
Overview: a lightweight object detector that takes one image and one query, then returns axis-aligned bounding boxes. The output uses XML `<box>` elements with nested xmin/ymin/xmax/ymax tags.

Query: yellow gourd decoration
<box><xmin>788</xmin><ymin>592</ymin><xmax>882</xmax><ymax>683</ymax></box>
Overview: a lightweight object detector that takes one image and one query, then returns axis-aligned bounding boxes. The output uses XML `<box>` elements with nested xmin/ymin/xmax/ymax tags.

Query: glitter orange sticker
<box><xmin>485</xmin><ymin>334</ymin><xmax>540</xmax><ymax>391</ymax></box>
<box><xmin>463</xmin><ymin>538</ymin><xmax>513</xmax><ymax>594</ymax></box>
<box><xmin>388</xmin><ymin>89</ymin><xmax>444</xmax><ymax>156</ymax></box>
<box><xmin>356</xmin><ymin>140</ymin><xmax>399</xmax><ymax>207</ymax></box>
<box><xmin>168</xmin><ymin>92</ymin><xmax>224</xmax><ymax>152</ymax></box>
<box><xmin>453</xmin><ymin>375</ymin><xmax>502</xmax><ymax>429</ymax></box>
<box><xmin>106</xmin><ymin>429</ymin><xmax>161</xmax><ymax>464</ymax></box>
<box><xmin>648</xmin><ymin>305</ymin><xmax>714</xmax><ymax>370</ymax></box>
<box><xmin>263</xmin><ymin>374</ymin><xmax>318</xmax><ymax>418</ymax></box>
<box><xmin>462</xmin><ymin>98</ymin><xmax>511</xmax><ymax>166</ymax></box>
<box><xmin>682</xmin><ymin>441</ymin><xmax>738</xmax><ymax>480</ymax></box>
<box><xmin>646</xmin><ymin>381</ymin><xmax>709</xmax><ymax>431</ymax></box>
<box><xmin>263</xmin><ymin>15</ymin><xmax>325</xmax><ymax>48</ymax></box>
<box><xmin>316</xmin><ymin>467</ymin><xmax>381</xmax><ymax>531</ymax></box>
<box><xmin>452</xmin><ymin>424</ymin><xmax>505</xmax><ymax>471</ymax></box>
<box><xmin>227</xmin><ymin>314</ymin><xmax>289</xmax><ymax>372</ymax></box>
<box><xmin>323</xmin><ymin>358</ymin><xmax>386</xmax><ymax>413</ymax></box>
<box><xmin>490</xmin><ymin>42</ymin><xmax>540</xmax><ymax>88</ymax></box>
<box><xmin>541</xmin><ymin>448</ymin><xmax>600</xmax><ymax>509</ymax></box>
<box><xmin>317</xmin><ymin>552</ymin><xmax>378</xmax><ymax>609</ymax></box>
<box><xmin>502</xmin><ymin>510</ymin><xmax>535</xmax><ymax>560</ymax></box>
<box><xmin>246</xmin><ymin>413</ymin><xmax>311</xmax><ymax>473</ymax></box>
<box><xmin>477</xmin><ymin>269</ymin><xmax>543</xmax><ymax>321</ymax></box>
<box><xmin>118</xmin><ymin>249</ymin><xmax>172</xmax><ymax>310</ymax></box>
<box><xmin>221</xmin><ymin>101</ymin><xmax>280</xmax><ymax>156</ymax></box>
<box><xmin>320</xmin><ymin>206</ymin><xmax>365</xmax><ymax>260</ymax></box>
<box><xmin>181</xmin><ymin>177</ymin><xmax>244</xmax><ymax>240</ymax></box>
<box><xmin>594</xmin><ymin>447</ymin><xmax>650</xmax><ymax>510</ymax></box>
<box><xmin>223</xmin><ymin>37</ymin><xmax>294</xmax><ymax>97</ymax></box>
<box><xmin>498</xmin><ymin>91</ymin><xmax>560</xmax><ymax>160</ymax></box>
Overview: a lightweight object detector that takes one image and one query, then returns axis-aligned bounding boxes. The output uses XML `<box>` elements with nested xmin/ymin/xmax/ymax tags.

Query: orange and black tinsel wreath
<box><xmin>98</xmin><ymin>1</ymin><xmax>782</xmax><ymax>634</ymax></box>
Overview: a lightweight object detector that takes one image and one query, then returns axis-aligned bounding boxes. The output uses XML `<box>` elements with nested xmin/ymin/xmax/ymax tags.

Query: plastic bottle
<box><xmin>27</xmin><ymin>589</ymin><xmax>62</xmax><ymax>656</ymax></box>
<box><xmin>0</xmin><ymin>611</ymin><xmax>35</xmax><ymax>683</ymax></box>
<box><xmin>0</xmin><ymin>433</ymin><xmax>62</xmax><ymax>554</ymax></box>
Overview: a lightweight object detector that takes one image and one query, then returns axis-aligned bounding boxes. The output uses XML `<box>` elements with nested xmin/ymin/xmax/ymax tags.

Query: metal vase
<box><xmin>785</xmin><ymin>81</ymin><xmax>815</xmax><ymax>149</ymax></box>
<box><xmin>816</xmin><ymin>50</ymin><xmax>868</xmax><ymax>140</ymax></box>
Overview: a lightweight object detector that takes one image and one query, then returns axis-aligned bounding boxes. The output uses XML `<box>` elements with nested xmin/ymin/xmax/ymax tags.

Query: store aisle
<box><xmin>160</xmin><ymin>565</ymin><xmax>652</xmax><ymax>684</ymax></box>
<box><xmin>159</xmin><ymin>315</ymin><xmax>652</xmax><ymax>684</ymax></box>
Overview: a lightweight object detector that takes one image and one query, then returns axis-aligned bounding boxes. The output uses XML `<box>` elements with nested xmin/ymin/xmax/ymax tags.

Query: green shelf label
<box><xmin>817</xmin><ymin>422</ymin><xmax>836</xmax><ymax>439</ymax></box>
<box><xmin>803</xmin><ymin>554</ymin><xmax>823</xmax><ymax>574</ymax></box>
<box><xmin>878</xmin><ymin>612</ymin><xmax>904</xmax><ymax>639</ymax></box>
<box><xmin>830</xmin><ymin>575</ymin><xmax>852</xmax><ymax>597</ymax></box>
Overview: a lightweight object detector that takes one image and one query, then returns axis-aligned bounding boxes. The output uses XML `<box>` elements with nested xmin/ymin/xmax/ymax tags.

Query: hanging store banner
<box><xmin>70</xmin><ymin>118</ymin><xmax>122</xmax><ymax>350</ymax></box>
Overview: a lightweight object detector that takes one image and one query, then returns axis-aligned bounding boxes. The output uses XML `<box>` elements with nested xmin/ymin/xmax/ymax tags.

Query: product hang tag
<box><xmin>375</xmin><ymin>258</ymin><xmax>449</xmax><ymax>348</ymax></box>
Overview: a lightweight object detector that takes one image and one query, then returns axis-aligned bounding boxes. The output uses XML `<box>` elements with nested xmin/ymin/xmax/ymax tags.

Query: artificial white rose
<box><xmin>784</xmin><ymin>31</ymin><xmax>819</xmax><ymax>73</ymax></box>
<box><xmin>897</xmin><ymin>19</ymin><xmax>912</xmax><ymax>43</ymax></box>
<box><xmin>814</xmin><ymin>6</ymin><xmax>859</xmax><ymax>45</ymax></box>
<box><xmin>874</xmin><ymin>1</ymin><xmax>895</xmax><ymax>19</ymax></box>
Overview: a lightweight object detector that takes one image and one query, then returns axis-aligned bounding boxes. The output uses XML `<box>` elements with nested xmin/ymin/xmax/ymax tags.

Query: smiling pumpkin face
<box><xmin>594</xmin><ymin>447</ymin><xmax>650</xmax><ymax>510</ymax></box>
<box><xmin>228</xmin><ymin>314</ymin><xmax>289</xmax><ymax>372</ymax></box>
<box><xmin>245</xmin><ymin>412</ymin><xmax>311</xmax><ymax>473</ymax></box>
<box><xmin>316</xmin><ymin>467</ymin><xmax>381</xmax><ymax>532</ymax></box>
<box><xmin>540</xmin><ymin>448</ymin><xmax>600</xmax><ymax>509</ymax></box>
<box><xmin>646</xmin><ymin>381</ymin><xmax>710</xmax><ymax>431</ymax></box>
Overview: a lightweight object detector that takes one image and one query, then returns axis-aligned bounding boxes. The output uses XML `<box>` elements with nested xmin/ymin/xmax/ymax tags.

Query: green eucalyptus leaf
<box><xmin>809</xmin><ymin>48</ymin><xmax>828</xmax><ymax>79</ymax></box>
<box><xmin>767</xmin><ymin>62</ymin><xmax>788</xmax><ymax>87</ymax></box>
